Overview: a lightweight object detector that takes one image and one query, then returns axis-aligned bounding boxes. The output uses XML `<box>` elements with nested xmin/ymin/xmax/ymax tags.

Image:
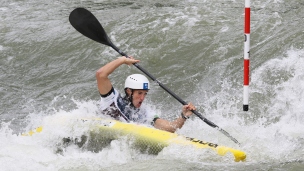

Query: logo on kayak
<box><xmin>186</xmin><ymin>137</ymin><xmax>218</xmax><ymax>148</ymax></box>
<box><xmin>143</xmin><ymin>83</ymin><xmax>149</xmax><ymax>90</ymax></box>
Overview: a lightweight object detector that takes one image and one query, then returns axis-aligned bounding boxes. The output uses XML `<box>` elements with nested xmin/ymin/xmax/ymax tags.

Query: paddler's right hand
<box><xmin>120</xmin><ymin>56</ymin><xmax>139</xmax><ymax>65</ymax></box>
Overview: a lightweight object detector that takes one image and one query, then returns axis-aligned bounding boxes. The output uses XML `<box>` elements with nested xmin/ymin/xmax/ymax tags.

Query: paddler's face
<box><xmin>128</xmin><ymin>89</ymin><xmax>148</xmax><ymax>108</ymax></box>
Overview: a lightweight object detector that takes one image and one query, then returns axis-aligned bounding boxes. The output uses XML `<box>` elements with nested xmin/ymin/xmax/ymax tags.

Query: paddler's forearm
<box><xmin>96</xmin><ymin>56</ymin><xmax>139</xmax><ymax>95</ymax></box>
<box><xmin>169</xmin><ymin>116</ymin><xmax>187</xmax><ymax>131</ymax></box>
<box><xmin>96</xmin><ymin>57</ymin><xmax>126</xmax><ymax>79</ymax></box>
<box><xmin>96</xmin><ymin>57</ymin><xmax>128</xmax><ymax>95</ymax></box>
<box><xmin>96</xmin><ymin>57</ymin><xmax>140</xmax><ymax>78</ymax></box>
<box><xmin>154</xmin><ymin>117</ymin><xmax>187</xmax><ymax>133</ymax></box>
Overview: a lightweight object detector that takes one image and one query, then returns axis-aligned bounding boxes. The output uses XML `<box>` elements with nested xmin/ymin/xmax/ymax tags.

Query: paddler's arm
<box><xmin>153</xmin><ymin>103</ymin><xmax>195</xmax><ymax>133</ymax></box>
<box><xmin>96</xmin><ymin>56</ymin><xmax>139</xmax><ymax>95</ymax></box>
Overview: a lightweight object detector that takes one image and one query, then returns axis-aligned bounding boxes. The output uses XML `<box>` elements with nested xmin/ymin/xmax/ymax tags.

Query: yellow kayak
<box><xmin>22</xmin><ymin>118</ymin><xmax>246</xmax><ymax>162</ymax></box>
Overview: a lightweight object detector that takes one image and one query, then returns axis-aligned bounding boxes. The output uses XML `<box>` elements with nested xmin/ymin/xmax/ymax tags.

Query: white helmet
<box><xmin>125</xmin><ymin>74</ymin><xmax>150</xmax><ymax>90</ymax></box>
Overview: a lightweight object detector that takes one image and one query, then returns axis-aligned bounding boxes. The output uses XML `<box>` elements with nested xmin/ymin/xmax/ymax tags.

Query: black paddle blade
<box><xmin>69</xmin><ymin>8</ymin><xmax>112</xmax><ymax>46</ymax></box>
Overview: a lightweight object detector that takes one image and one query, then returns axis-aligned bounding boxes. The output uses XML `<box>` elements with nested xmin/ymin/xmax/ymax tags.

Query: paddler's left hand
<box><xmin>182</xmin><ymin>102</ymin><xmax>196</xmax><ymax>118</ymax></box>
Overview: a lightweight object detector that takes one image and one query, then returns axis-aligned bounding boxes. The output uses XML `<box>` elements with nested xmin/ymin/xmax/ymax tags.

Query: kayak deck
<box><xmin>22</xmin><ymin>118</ymin><xmax>246</xmax><ymax>161</ymax></box>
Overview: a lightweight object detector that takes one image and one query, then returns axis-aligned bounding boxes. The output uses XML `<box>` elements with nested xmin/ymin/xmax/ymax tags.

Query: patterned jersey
<box><xmin>99</xmin><ymin>88</ymin><xmax>156</xmax><ymax>125</ymax></box>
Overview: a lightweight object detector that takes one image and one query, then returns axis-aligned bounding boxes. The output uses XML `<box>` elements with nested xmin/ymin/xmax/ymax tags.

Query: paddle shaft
<box><xmin>111</xmin><ymin>42</ymin><xmax>240</xmax><ymax>145</ymax></box>
<box><xmin>111</xmin><ymin>43</ymin><xmax>188</xmax><ymax>104</ymax></box>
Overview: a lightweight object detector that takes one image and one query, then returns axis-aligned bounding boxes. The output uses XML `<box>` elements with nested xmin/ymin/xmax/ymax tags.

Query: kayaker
<box><xmin>96</xmin><ymin>56</ymin><xmax>196</xmax><ymax>133</ymax></box>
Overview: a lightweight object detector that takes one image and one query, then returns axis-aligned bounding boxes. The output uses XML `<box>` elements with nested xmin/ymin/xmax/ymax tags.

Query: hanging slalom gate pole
<box><xmin>243</xmin><ymin>0</ymin><xmax>250</xmax><ymax>111</ymax></box>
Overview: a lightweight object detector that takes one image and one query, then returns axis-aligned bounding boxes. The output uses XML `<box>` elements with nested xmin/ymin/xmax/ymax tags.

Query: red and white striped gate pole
<box><xmin>243</xmin><ymin>0</ymin><xmax>250</xmax><ymax>111</ymax></box>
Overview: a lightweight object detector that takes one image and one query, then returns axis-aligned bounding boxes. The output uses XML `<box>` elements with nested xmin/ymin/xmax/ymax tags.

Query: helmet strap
<box><xmin>124</xmin><ymin>88</ymin><xmax>135</xmax><ymax>107</ymax></box>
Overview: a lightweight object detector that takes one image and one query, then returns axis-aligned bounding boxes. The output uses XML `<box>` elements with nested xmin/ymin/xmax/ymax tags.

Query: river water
<box><xmin>1</xmin><ymin>0</ymin><xmax>304</xmax><ymax>170</ymax></box>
